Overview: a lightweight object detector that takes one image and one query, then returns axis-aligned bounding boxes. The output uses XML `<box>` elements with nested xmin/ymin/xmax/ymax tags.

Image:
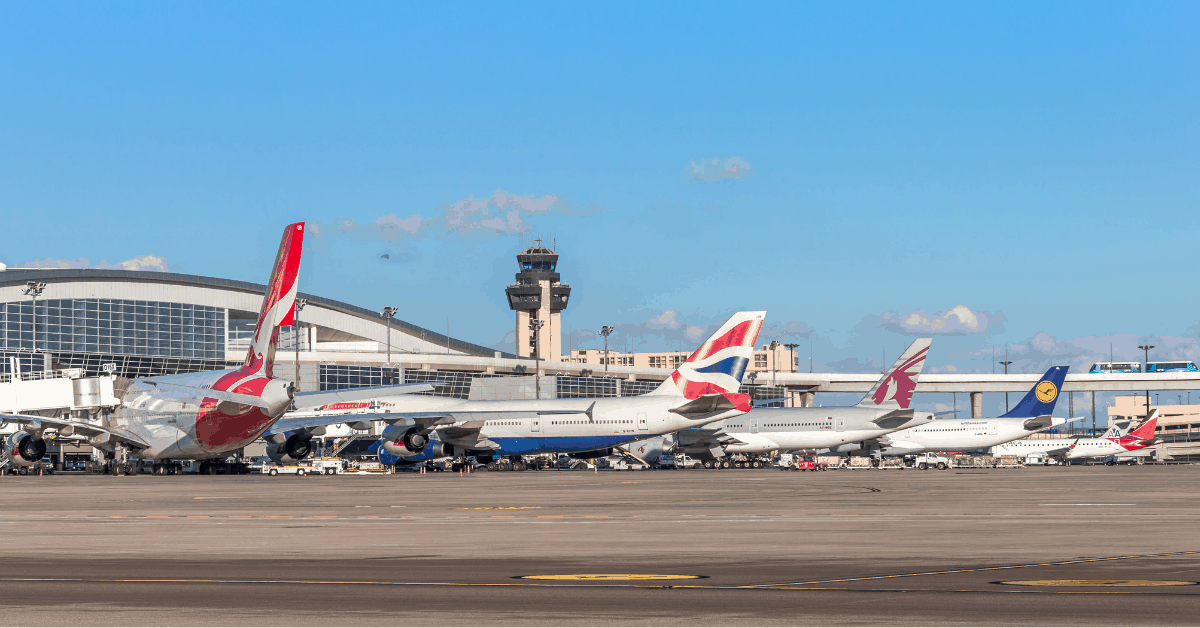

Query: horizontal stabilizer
<box><xmin>143</xmin><ymin>380</ymin><xmax>274</xmax><ymax>409</ymax></box>
<box><xmin>670</xmin><ymin>393</ymin><xmax>752</xmax><ymax>418</ymax></box>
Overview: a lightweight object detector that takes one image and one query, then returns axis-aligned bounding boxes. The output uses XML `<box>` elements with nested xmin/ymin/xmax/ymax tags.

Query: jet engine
<box><xmin>830</xmin><ymin>443</ymin><xmax>863</xmax><ymax>454</ymax></box>
<box><xmin>6</xmin><ymin>433</ymin><xmax>47</xmax><ymax>467</ymax></box>
<box><xmin>381</xmin><ymin>429</ymin><xmax>429</xmax><ymax>457</ymax></box>
<box><xmin>267</xmin><ymin>432</ymin><xmax>314</xmax><ymax>465</ymax></box>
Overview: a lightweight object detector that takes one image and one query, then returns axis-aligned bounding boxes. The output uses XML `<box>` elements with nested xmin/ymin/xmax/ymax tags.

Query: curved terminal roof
<box><xmin>0</xmin><ymin>268</ymin><xmax>510</xmax><ymax>358</ymax></box>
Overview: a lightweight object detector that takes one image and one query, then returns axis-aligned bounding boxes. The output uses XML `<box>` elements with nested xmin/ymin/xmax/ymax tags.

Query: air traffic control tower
<box><xmin>505</xmin><ymin>240</ymin><xmax>570</xmax><ymax>361</ymax></box>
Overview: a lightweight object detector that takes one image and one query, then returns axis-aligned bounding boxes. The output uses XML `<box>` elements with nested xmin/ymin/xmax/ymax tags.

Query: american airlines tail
<box><xmin>652</xmin><ymin>311</ymin><xmax>766</xmax><ymax>402</ymax></box>
<box><xmin>243</xmin><ymin>222</ymin><xmax>306</xmax><ymax>378</ymax></box>
<box><xmin>999</xmin><ymin>366</ymin><xmax>1068</xmax><ymax>418</ymax></box>
<box><xmin>857</xmin><ymin>338</ymin><xmax>932</xmax><ymax>410</ymax></box>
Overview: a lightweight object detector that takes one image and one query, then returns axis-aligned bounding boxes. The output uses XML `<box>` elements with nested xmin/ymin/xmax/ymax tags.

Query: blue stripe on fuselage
<box><xmin>375</xmin><ymin>434</ymin><xmax>635</xmax><ymax>465</ymax></box>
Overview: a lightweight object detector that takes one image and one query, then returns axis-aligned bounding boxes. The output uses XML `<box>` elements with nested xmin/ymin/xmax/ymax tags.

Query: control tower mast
<box><xmin>505</xmin><ymin>239</ymin><xmax>571</xmax><ymax>362</ymax></box>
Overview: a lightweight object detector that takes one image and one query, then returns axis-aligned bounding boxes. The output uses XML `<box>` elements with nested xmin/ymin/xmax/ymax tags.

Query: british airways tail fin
<box><xmin>244</xmin><ymin>222</ymin><xmax>306</xmax><ymax>378</ymax></box>
<box><xmin>857</xmin><ymin>338</ymin><xmax>932</xmax><ymax>410</ymax></box>
<box><xmin>651</xmin><ymin>311</ymin><xmax>765</xmax><ymax>402</ymax></box>
<box><xmin>999</xmin><ymin>366</ymin><xmax>1068</xmax><ymax>418</ymax></box>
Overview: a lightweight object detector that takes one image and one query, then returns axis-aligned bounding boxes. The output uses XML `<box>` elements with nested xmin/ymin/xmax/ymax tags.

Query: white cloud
<box><xmin>880</xmin><ymin>305</ymin><xmax>1005</xmax><ymax>336</ymax></box>
<box><xmin>17</xmin><ymin>255</ymin><xmax>168</xmax><ymax>272</ymax></box>
<box><xmin>688</xmin><ymin>156</ymin><xmax>752</xmax><ymax>181</ymax></box>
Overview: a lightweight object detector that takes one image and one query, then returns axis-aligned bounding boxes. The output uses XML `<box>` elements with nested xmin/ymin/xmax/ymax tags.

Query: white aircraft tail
<box><xmin>857</xmin><ymin>338</ymin><xmax>932</xmax><ymax>410</ymax></box>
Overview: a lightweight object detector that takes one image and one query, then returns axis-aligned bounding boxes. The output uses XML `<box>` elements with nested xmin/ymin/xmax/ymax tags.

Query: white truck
<box><xmin>908</xmin><ymin>453</ymin><xmax>953</xmax><ymax>470</ymax></box>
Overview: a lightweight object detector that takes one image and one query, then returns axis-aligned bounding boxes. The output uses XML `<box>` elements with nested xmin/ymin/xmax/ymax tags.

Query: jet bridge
<box><xmin>0</xmin><ymin>360</ymin><xmax>120</xmax><ymax>419</ymax></box>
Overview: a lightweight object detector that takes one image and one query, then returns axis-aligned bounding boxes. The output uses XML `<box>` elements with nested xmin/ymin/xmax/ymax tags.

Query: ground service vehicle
<box><xmin>794</xmin><ymin>454</ymin><xmax>828</xmax><ymax>471</ymax></box>
<box><xmin>909</xmin><ymin>453</ymin><xmax>952</xmax><ymax>470</ymax></box>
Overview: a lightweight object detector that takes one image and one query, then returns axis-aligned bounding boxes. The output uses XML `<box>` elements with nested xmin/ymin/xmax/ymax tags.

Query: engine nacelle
<box><xmin>6</xmin><ymin>433</ymin><xmax>47</xmax><ymax>468</ymax></box>
<box><xmin>267</xmin><ymin>432</ymin><xmax>314</xmax><ymax>465</ymax></box>
<box><xmin>830</xmin><ymin>443</ymin><xmax>863</xmax><ymax>454</ymax></box>
<box><xmin>381</xmin><ymin>430</ymin><xmax>429</xmax><ymax>458</ymax></box>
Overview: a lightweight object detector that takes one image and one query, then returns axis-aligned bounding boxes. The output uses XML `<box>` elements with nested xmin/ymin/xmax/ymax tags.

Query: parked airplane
<box><xmin>297</xmin><ymin>311</ymin><xmax>766</xmax><ymax>470</ymax></box>
<box><xmin>834</xmin><ymin>366</ymin><xmax>1074</xmax><ymax>459</ymax></box>
<box><xmin>992</xmin><ymin>411</ymin><xmax>1160</xmax><ymax>462</ymax></box>
<box><xmin>672</xmin><ymin>338</ymin><xmax>935</xmax><ymax>464</ymax></box>
<box><xmin>0</xmin><ymin>223</ymin><xmax>429</xmax><ymax>475</ymax></box>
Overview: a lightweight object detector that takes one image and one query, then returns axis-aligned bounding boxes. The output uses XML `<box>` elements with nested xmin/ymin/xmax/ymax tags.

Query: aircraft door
<box><xmin>987</xmin><ymin>422</ymin><xmax>998</xmax><ymax>435</ymax></box>
<box><xmin>835</xmin><ymin>417</ymin><xmax>845</xmax><ymax>432</ymax></box>
<box><xmin>637</xmin><ymin>413</ymin><xmax>648</xmax><ymax>431</ymax></box>
<box><xmin>531</xmin><ymin>416</ymin><xmax>540</xmax><ymax>432</ymax></box>
<box><xmin>750</xmin><ymin>420</ymin><xmax>758</xmax><ymax>434</ymax></box>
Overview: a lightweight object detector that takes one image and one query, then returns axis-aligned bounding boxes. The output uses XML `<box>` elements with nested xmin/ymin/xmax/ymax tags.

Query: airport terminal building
<box><xmin>0</xmin><ymin>266</ymin><xmax>786</xmax><ymax>404</ymax></box>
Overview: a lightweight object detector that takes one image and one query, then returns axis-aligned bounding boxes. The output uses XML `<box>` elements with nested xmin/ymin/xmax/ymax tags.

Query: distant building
<box><xmin>1108</xmin><ymin>394</ymin><xmax>1200</xmax><ymax>435</ymax></box>
<box><xmin>566</xmin><ymin>344</ymin><xmax>800</xmax><ymax>377</ymax></box>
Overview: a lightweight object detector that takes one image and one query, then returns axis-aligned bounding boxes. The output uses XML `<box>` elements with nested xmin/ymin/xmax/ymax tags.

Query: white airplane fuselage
<box><xmin>377</xmin><ymin>393</ymin><xmax>746</xmax><ymax>460</ymax></box>
<box><xmin>874</xmin><ymin>417</ymin><xmax>1069</xmax><ymax>455</ymax></box>
<box><xmin>678</xmin><ymin>406</ymin><xmax>934</xmax><ymax>455</ymax></box>
<box><xmin>111</xmin><ymin>368</ymin><xmax>293</xmax><ymax>460</ymax></box>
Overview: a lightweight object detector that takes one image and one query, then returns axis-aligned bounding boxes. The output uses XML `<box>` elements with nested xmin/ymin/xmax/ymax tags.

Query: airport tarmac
<box><xmin>1</xmin><ymin>466</ymin><xmax>1198</xmax><ymax>626</ymax></box>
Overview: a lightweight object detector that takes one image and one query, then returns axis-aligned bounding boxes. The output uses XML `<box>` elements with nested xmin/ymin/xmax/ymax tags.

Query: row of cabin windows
<box><xmin>551</xmin><ymin>419</ymin><xmax>633</xmax><ymax>425</ymax></box>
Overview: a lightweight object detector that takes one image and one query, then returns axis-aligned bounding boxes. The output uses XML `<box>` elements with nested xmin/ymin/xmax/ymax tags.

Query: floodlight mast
<box><xmin>22</xmin><ymin>281</ymin><xmax>46</xmax><ymax>352</ymax></box>
<box><xmin>530</xmin><ymin>319</ymin><xmax>545</xmax><ymax>398</ymax></box>
<box><xmin>381</xmin><ymin>307</ymin><xmax>398</xmax><ymax>366</ymax></box>
<box><xmin>294</xmin><ymin>299</ymin><xmax>307</xmax><ymax>391</ymax></box>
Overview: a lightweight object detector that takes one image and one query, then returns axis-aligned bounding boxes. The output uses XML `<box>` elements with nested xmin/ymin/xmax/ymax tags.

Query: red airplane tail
<box><xmin>244</xmin><ymin>222</ymin><xmax>306</xmax><ymax>378</ymax></box>
<box><xmin>1127</xmin><ymin>413</ymin><xmax>1159</xmax><ymax>443</ymax></box>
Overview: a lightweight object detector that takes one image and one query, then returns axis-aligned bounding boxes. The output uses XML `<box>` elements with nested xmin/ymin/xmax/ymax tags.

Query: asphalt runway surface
<box><xmin>1</xmin><ymin>465</ymin><xmax>1198</xmax><ymax>626</ymax></box>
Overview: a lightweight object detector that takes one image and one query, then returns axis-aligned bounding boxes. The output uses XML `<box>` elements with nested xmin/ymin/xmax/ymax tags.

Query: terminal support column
<box><xmin>971</xmin><ymin>392</ymin><xmax>983</xmax><ymax>418</ymax></box>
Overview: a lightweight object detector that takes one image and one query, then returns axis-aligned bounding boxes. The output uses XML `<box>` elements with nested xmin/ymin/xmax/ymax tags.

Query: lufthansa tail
<box><xmin>999</xmin><ymin>366</ymin><xmax>1069</xmax><ymax>419</ymax></box>
<box><xmin>651</xmin><ymin>311</ymin><xmax>765</xmax><ymax>411</ymax></box>
<box><xmin>857</xmin><ymin>338</ymin><xmax>932</xmax><ymax>410</ymax></box>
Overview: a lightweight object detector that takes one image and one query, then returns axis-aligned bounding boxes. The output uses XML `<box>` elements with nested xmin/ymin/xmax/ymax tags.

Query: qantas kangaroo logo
<box><xmin>870</xmin><ymin>347</ymin><xmax>928</xmax><ymax>408</ymax></box>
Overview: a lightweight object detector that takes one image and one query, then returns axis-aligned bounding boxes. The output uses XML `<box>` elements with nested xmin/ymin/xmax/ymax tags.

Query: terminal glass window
<box><xmin>557</xmin><ymin>376</ymin><xmax>619</xmax><ymax>399</ymax></box>
<box><xmin>0</xmin><ymin>299</ymin><xmax>225</xmax><ymax>359</ymax></box>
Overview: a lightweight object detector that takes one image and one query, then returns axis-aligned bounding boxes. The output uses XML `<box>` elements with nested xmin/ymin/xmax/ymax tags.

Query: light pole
<box><xmin>381</xmin><ymin>307</ymin><xmax>397</xmax><ymax>366</ymax></box>
<box><xmin>999</xmin><ymin>351</ymin><xmax>1013</xmax><ymax>413</ymax></box>
<box><xmin>294</xmin><ymin>299</ymin><xmax>307</xmax><ymax>392</ymax></box>
<box><xmin>1138</xmin><ymin>344</ymin><xmax>1154</xmax><ymax>372</ymax></box>
<box><xmin>23</xmin><ymin>281</ymin><xmax>46</xmax><ymax>352</ymax></box>
<box><xmin>769</xmin><ymin>340</ymin><xmax>780</xmax><ymax>387</ymax></box>
<box><xmin>530</xmin><ymin>319</ymin><xmax>545</xmax><ymax>399</ymax></box>
<box><xmin>599</xmin><ymin>325</ymin><xmax>614</xmax><ymax>373</ymax></box>
<box><xmin>784</xmin><ymin>343</ymin><xmax>800</xmax><ymax>374</ymax></box>
<box><xmin>1138</xmin><ymin>343</ymin><xmax>1155</xmax><ymax>420</ymax></box>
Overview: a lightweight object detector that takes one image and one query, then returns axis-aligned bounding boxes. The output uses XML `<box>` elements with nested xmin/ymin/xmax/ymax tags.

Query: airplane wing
<box><xmin>0</xmin><ymin>413</ymin><xmax>151</xmax><ymax>450</ymax></box>
<box><xmin>291</xmin><ymin>384</ymin><xmax>438</xmax><ymax>410</ymax></box>
<box><xmin>870</xmin><ymin>409</ymin><xmax>916</xmax><ymax>429</ymax></box>
<box><xmin>437</xmin><ymin>420</ymin><xmax>500</xmax><ymax>450</ymax></box>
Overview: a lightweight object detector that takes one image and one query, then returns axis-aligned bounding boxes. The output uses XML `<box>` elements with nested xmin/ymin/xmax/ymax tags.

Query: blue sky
<box><xmin>2</xmin><ymin>1</ymin><xmax>1198</xmax><ymax>411</ymax></box>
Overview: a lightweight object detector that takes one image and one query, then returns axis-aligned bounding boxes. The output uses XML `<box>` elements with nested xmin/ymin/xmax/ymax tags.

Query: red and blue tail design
<box><xmin>653</xmin><ymin>311</ymin><xmax>765</xmax><ymax>404</ymax></box>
